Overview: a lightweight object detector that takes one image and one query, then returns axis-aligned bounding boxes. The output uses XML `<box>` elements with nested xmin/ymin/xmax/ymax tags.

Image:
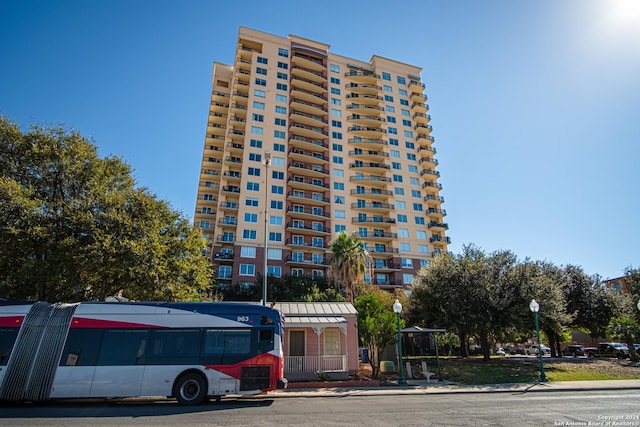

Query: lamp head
<box><xmin>529</xmin><ymin>299</ymin><xmax>539</xmax><ymax>313</ymax></box>
<box><xmin>393</xmin><ymin>299</ymin><xmax>402</xmax><ymax>314</ymax></box>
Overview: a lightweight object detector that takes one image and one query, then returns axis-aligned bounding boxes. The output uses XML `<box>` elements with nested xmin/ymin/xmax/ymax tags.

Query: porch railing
<box><xmin>284</xmin><ymin>355</ymin><xmax>347</xmax><ymax>373</ymax></box>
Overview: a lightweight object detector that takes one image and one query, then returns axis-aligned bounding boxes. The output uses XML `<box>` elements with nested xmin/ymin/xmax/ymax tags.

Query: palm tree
<box><xmin>329</xmin><ymin>232</ymin><xmax>366</xmax><ymax>302</ymax></box>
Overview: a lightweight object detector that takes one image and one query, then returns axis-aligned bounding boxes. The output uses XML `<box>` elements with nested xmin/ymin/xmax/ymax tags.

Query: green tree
<box><xmin>328</xmin><ymin>232</ymin><xmax>366</xmax><ymax>303</ymax></box>
<box><xmin>0</xmin><ymin>116</ymin><xmax>213</xmax><ymax>302</ymax></box>
<box><xmin>607</xmin><ymin>317</ymin><xmax>640</xmax><ymax>361</ymax></box>
<box><xmin>354</xmin><ymin>287</ymin><xmax>398</xmax><ymax>378</ymax></box>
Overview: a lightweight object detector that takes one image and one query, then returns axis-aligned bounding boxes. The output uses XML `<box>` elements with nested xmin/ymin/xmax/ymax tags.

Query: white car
<box><xmin>525</xmin><ymin>344</ymin><xmax>550</xmax><ymax>355</ymax></box>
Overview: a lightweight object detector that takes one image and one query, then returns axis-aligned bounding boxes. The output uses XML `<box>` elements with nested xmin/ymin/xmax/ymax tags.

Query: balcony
<box><xmin>228</xmin><ymin>129</ymin><xmax>245</xmax><ymax>142</ymax></box>
<box><xmin>408</xmin><ymin>80</ymin><xmax>426</xmax><ymax>92</ymax></box>
<box><xmin>345</xmin><ymin>93</ymin><xmax>383</xmax><ymax>104</ymax></box>
<box><xmin>214</xmin><ymin>252</ymin><xmax>234</xmax><ymax>262</ymax></box>
<box><xmin>367</xmin><ymin>246</ymin><xmax>399</xmax><ymax>255</ymax></box>
<box><xmin>424</xmin><ymin>195</ymin><xmax>445</xmax><ymax>204</ymax></box>
<box><xmin>351</xmin><ymin>202</ymin><xmax>394</xmax><ymax>211</ymax></box>
<box><xmin>286</xmin><ymin>206</ymin><xmax>330</xmax><ymax>220</ymax></box>
<box><xmin>414</xmin><ymin>124</ymin><xmax>433</xmax><ymax>134</ymax></box>
<box><xmin>428</xmin><ymin>221</ymin><xmax>449</xmax><ymax>230</ymax></box>
<box><xmin>345</xmin><ymin>83</ymin><xmax>382</xmax><ymax>96</ymax></box>
<box><xmin>291</xmin><ymin>75</ymin><xmax>327</xmax><ymax>95</ymax></box>
<box><xmin>422</xmin><ymin>182</ymin><xmax>443</xmax><ymax>193</ymax></box>
<box><xmin>347</xmin><ymin>115</ymin><xmax>386</xmax><ymax>127</ymax></box>
<box><xmin>291</xmin><ymin>66</ymin><xmax>326</xmax><ymax>85</ymax></box>
<box><xmin>290</xmin><ymin>98</ymin><xmax>327</xmax><ymax>116</ymax></box>
<box><xmin>348</xmin><ymin>126</ymin><xmax>387</xmax><ymax>138</ymax></box>
<box><xmin>222</xmin><ymin>185</ymin><xmax>241</xmax><ymax>194</ymax></box>
<box><xmin>223</xmin><ymin>171</ymin><xmax>241</xmax><ymax>182</ymax></box>
<box><xmin>291</xmin><ymin>86</ymin><xmax>327</xmax><ymax>105</ymax></box>
<box><xmin>285</xmin><ymin>256</ymin><xmax>329</xmax><ymax>267</ymax></box>
<box><xmin>218</xmin><ymin>218</ymin><xmax>237</xmax><ymax>228</ymax></box>
<box><xmin>349</xmin><ymin>150</ymin><xmax>388</xmax><ymax>162</ymax></box>
<box><xmin>420</xmin><ymin>169</ymin><xmax>440</xmax><ymax>178</ymax></box>
<box><xmin>287</xmin><ymin>190</ymin><xmax>330</xmax><ymax>206</ymax></box>
<box><xmin>430</xmin><ymin>235</ymin><xmax>452</xmax><ymax>244</ymax></box>
<box><xmin>427</xmin><ymin>208</ymin><xmax>447</xmax><ymax>216</ymax></box>
<box><xmin>286</xmin><ymin>222</ymin><xmax>330</xmax><ymax>235</ymax></box>
<box><xmin>290</xmin><ymin>110</ymin><xmax>328</xmax><ymax>128</ymax></box>
<box><xmin>344</xmin><ymin>70</ymin><xmax>379</xmax><ymax>84</ymax></box>
<box><xmin>289</xmin><ymin>135</ymin><xmax>329</xmax><ymax>152</ymax></box>
<box><xmin>285</xmin><ymin>238</ymin><xmax>327</xmax><ymax>250</ymax></box>
<box><xmin>357</xmin><ymin>230</ymin><xmax>397</xmax><ymax>240</ymax></box>
<box><xmin>349</xmin><ymin>162</ymin><xmax>390</xmax><ymax>173</ymax></box>
<box><xmin>419</xmin><ymin>157</ymin><xmax>438</xmax><ymax>166</ymax></box>
<box><xmin>350</xmin><ymin>188</ymin><xmax>393</xmax><ymax>198</ymax></box>
<box><xmin>288</xmin><ymin>148</ymin><xmax>329</xmax><ymax>165</ymax></box>
<box><xmin>410</xmin><ymin>91</ymin><xmax>428</xmax><ymax>103</ymax></box>
<box><xmin>349</xmin><ymin>175</ymin><xmax>392</xmax><ymax>186</ymax></box>
<box><xmin>412</xmin><ymin>112</ymin><xmax>431</xmax><ymax>124</ymax></box>
<box><xmin>226</xmin><ymin>142</ymin><xmax>244</xmax><ymax>154</ymax></box>
<box><xmin>211</xmin><ymin>91</ymin><xmax>230</xmax><ymax>103</ymax></box>
<box><xmin>289</xmin><ymin>162</ymin><xmax>329</xmax><ymax>178</ymax></box>
<box><xmin>351</xmin><ymin>216</ymin><xmax>396</xmax><ymax>225</ymax></box>
<box><xmin>291</xmin><ymin>53</ymin><xmax>325</xmax><ymax>73</ymax></box>
<box><xmin>346</xmin><ymin>103</ymin><xmax>384</xmax><ymax>114</ymax></box>
<box><xmin>371</xmin><ymin>263</ymin><xmax>401</xmax><ymax>272</ymax></box>
<box><xmin>411</xmin><ymin>102</ymin><xmax>429</xmax><ymax>113</ymax></box>
<box><xmin>288</xmin><ymin>176</ymin><xmax>329</xmax><ymax>191</ymax></box>
<box><xmin>347</xmin><ymin>137</ymin><xmax>388</xmax><ymax>149</ymax></box>
<box><xmin>218</xmin><ymin>201</ymin><xmax>239</xmax><ymax>211</ymax></box>
<box><xmin>289</xmin><ymin>123</ymin><xmax>328</xmax><ymax>140</ymax></box>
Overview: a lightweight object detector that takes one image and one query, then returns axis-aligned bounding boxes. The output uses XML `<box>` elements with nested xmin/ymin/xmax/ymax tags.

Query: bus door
<box><xmin>90</xmin><ymin>329</ymin><xmax>149</xmax><ymax>398</ymax></box>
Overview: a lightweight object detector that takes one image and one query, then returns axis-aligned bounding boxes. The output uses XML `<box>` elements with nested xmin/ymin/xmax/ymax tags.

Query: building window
<box><xmin>246</xmin><ymin>182</ymin><xmax>260</xmax><ymax>191</ymax></box>
<box><xmin>250</xmin><ymin>139</ymin><xmax>262</xmax><ymax>148</ymax></box>
<box><xmin>243</xmin><ymin>229</ymin><xmax>257</xmax><ymax>240</ymax></box>
<box><xmin>218</xmin><ymin>265</ymin><xmax>232</xmax><ymax>279</ymax></box>
<box><xmin>335</xmin><ymin>210</ymin><xmax>345</xmax><ymax>219</ymax></box>
<box><xmin>277</xmin><ymin>61</ymin><xmax>288</xmax><ymax>69</ymax></box>
<box><xmin>275</xmin><ymin>118</ymin><xmax>286</xmax><ymax>126</ymax></box>
<box><xmin>398</xmin><ymin>228</ymin><xmax>409</xmax><ymax>238</ymax></box>
<box><xmin>382</xmin><ymin>72</ymin><xmax>391</xmax><ymax>81</ymax></box>
<box><xmin>239</xmin><ymin>264</ymin><xmax>255</xmax><ymax>275</ymax></box>
<box><xmin>408</xmin><ymin>165</ymin><xmax>418</xmax><ymax>173</ymax></box>
<box><xmin>270</xmin><ymin>215</ymin><xmax>283</xmax><ymax>226</ymax></box>
<box><xmin>384</xmin><ymin>95</ymin><xmax>394</xmax><ymax>102</ymax></box>
<box><xmin>331</xmin><ymin>120</ymin><xmax>342</xmax><ymax>128</ymax></box>
<box><xmin>272</xmin><ymin>156</ymin><xmax>285</xmax><ymax>166</ymax></box>
<box><xmin>383</xmin><ymin>85</ymin><xmax>393</xmax><ymax>92</ymax></box>
<box><xmin>410</xmin><ymin>177</ymin><xmax>420</xmax><ymax>185</ymax></box>
<box><xmin>392</xmin><ymin>162</ymin><xmax>401</xmax><ymax>170</ymax></box>
<box><xmin>268</xmin><ymin>248</ymin><xmax>282</xmax><ymax>259</ymax></box>
<box><xmin>332</xmin><ymin>143</ymin><xmax>343</xmax><ymax>151</ymax></box>
<box><xmin>247</xmin><ymin>167</ymin><xmax>261</xmax><ymax>176</ymax></box>
<box><xmin>275</xmin><ymin>94</ymin><xmax>287</xmax><ymax>102</ymax></box>
<box><xmin>402</xmin><ymin>109</ymin><xmax>410</xmax><ymax>116</ymax></box>
<box><xmin>330</xmin><ymin>77</ymin><xmax>340</xmax><ymax>84</ymax></box>
<box><xmin>271</xmin><ymin>200</ymin><xmax>283</xmax><ymax>209</ymax></box>
<box><xmin>416</xmin><ymin>230</ymin><xmax>427</xmax><ymax>240</ymax></box>
<box><xmin>255</xmin><ymin>78</ymin><xmax>266</xmax><ymax>86</ymax></box>
<box><xmin>331</xmin><ymin>98</ymin><xmax>341</xmax><ymax>106</ymax></box>
<box><xmin>397</xmin><ymin>76</ymin><xmax>406</xmax><ymax>84</ymax></box>
<box><xmin>397</xmin><ymin>214</ymin><xmax>407</xmax><ymax>223</ymax></box>
<box><xmin>257</xmin><ymin>56</ymin><xmax>268</xmax><ymax>64</ymax></box>
<box><xmin>415</xmin><ymin>216</ymin><xmax>425</xmax><ymax>225</ymax></box>
<box><xmin>273</xmin><ymin>143</ymin><xmax>285</xmax><ymax>152</ymax></box>
<box><xmin>253</xmin><ymin>101</ymin><xmax>265</xmax><ymax>110</ymax></box>
<box><xmin>256</xmin><ymin>67</ymin><xmax>267</xmax><ymax>75</ymax></box>
<box><xmin>394</xmin><ymin>187</ymin><xmax>404</xmax><ymax>196</ymax></box>
<box><xmin>331</xmin><ymin>108</ymin><xmax>342</xmax><ymax>117</ymax></box>
<box><xmin>395</xmin><ymin>201</ymin><xmax>406</xmax><ymax>209</ymax></box>
<box><xmin>334</xmin><ymin>182</ymin><xmax>344</xmax><ymax>190</ymax></box>
<box><xmin>267</xmin><ymin>266</ymin><xmax>282</xmax><ymax>277</ymax></box>
<box><xmin>271</xmin><ymin>185</ymin><xmax>284</xmax><ymax>195</ymax></box>
<box><xmin>418</xmin><ymin>245</ymin><xmax>429</xmax><ymax>254</ymax></box>
<box><xmin>333</xmin><ymin>156</ymin><xmax>343</xmax><ymax>164</ymax></box>
<box><xmin>269</xmin><ymin>232</ymin><xmax>282</xmax><ymax>242</ymax></box>
<box><xmin>249</xmin><ymin>153</ymin><xmax>262</xmax><ymax>162</ymax></box>
<box><xmin>403</xmin><ymin>273</ymin><xmax>414</xmax><ymax>284</ymax></box>
<box><xmin>254</xmin><ymin>89</ymin><xmax>266</xmax><ymax>98</ymax></box>
<box><xmin>275</xmin><ymin>105</ymin><xmax>286</xmax><ymax>114</ymax></box>
<box><xmin>276</xmin><ymin>83</ymin><xmax>287</xmax><ymax>91</ymax></box>
<box><xmin>400</xmin><ymin>99</ymin><xmax>409</xmax><ymax>106</ymax></box>
<box><xmin>251</xmin><ymin>126</ymin><xmax>263</xmax><ymax>135</ymax></box>
<box><xmin>388</xmin><ymin>127</ymin><xmax>397</xmax><ymax>134</ymax></box>
<box><xmin>402</xmin><ymin>258</ymin><xmax>413</xmax><ymax>268</ymax></box>
<box><xmin>277</xmin><ymin>72</ymin><xmax>288</xmax><ymax>80</ymax></box>
<box><xmin>244</xmin><ymin>213</ymin><xmax>258</xmax><ymax>223</ymax></box>
<box><xmin>241</xmin><ymin>246</ymin><xmax>256</xmax><ymax>258</ymax></box>
<box><xmin>390</xmin><ymin>149</ymin><xmax>400</xmax><ymax>158</ymax></box>
<box><xmin>330</xmin><ymin>64</ymin><xmax>340</xmax><ymax>73</ymax></box>
<box><xmin>392</xmin><ymin>174</ymin><xmax>403</xmax><ymax>182</ymax></box>
<box><xmin>413</xmin><ymin>203</ymin><xmax>423</xmax><ymax>211</ymax></box>
<box><xmin>335</xmin><ymin>224</ymin><xmax>346</xmax><ymax>232</ymax></box>
<box><xmin>399</xmin><ymin>89</ymin><xmax>408</xmax><ymax>96</ymax></box>
<box><xmin>274</xmin><ymin>130</ymin><xmax>286</xmax><ymax>139</ymax></box>
<box><xmin>272</xmin><ymin>171</ymin><xmax>284</xmax><ymax>180</ymax></box>
<box><xmin>278</xmin><ymin>48</ymin><xmax>289</xmax><ymax>57</ymax></box>
<box><xmin>246</xmin><ymin>197</ymin><xmax>258</xmax><ymax>207</ymax></box>
<box><xmin>324</xmin><ymin>329</ymin><xmax>340</xmax><ymax>356</ymax></box>
<box><xmin>331</xmin><ymin>87</ymin><xmax>341</xmax><ymax>95</ymax></box>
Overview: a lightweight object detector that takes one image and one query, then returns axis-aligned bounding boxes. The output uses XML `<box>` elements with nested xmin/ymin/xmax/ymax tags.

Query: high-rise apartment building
<box><xmin>194</xmin><ymin>27</ymin><xmax>449</xmax><ymax>291</ymax></box>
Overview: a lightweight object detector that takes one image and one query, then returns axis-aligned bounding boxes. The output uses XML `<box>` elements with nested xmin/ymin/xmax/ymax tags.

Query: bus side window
<box><xmin>258</xmin><ymin>328</ymin><xmax>274</xmax><ymax>353</ymax></box>
<box><xmin>97</xmin><ymin>329</ymin><xmax>149</xmax><ymax>366</ymax></box>
<box><xmin>60</xmin><ymin>329</ymin><xmax>103</xmax><ymax>366</ymax></box>
<box><xmin>0</xmin><ymin>328</ymin><xmax>19</xmax><ymax>366</ymax></box>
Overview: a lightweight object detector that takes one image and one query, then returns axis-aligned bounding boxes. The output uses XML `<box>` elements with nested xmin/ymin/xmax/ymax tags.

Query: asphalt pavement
<box><xmin>266</xmin><ymin>379</ymin><xmax>640</xmax><ymax>398</ymax></box>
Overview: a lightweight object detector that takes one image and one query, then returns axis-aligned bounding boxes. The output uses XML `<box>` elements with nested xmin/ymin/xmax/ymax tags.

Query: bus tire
<box><xmin>174</xmin><ymin>373</ymin><xmax>207</xmax><ymax>405</ymax></box>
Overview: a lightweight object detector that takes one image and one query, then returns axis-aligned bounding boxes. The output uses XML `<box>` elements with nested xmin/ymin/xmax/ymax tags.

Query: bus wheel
<box><xmin>175</xmin><ymin>373</ymin><xmax>206</xmax><ymax>405</ymax></box>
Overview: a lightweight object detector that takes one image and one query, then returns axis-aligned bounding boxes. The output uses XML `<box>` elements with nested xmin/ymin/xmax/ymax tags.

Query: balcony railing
<box><xmin>284</xmin><ymin>355</ymin><xmax>347</xmax><ymax>374</ymax></box>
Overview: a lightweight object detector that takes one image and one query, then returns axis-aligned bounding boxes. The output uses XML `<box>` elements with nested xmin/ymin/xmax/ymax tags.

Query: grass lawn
<box><xmin>371</xmin><ymin>357</ymin><xmax>640</xmax><ymax>385</ymax></box>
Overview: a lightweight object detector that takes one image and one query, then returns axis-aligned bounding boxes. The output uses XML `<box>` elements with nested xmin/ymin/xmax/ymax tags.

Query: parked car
<box><xmin>511</xmin><ymin>345</ymin><xmax>526</xmax><ymax>355</ymax></box>
<box><xmin>585</xmin><ymin>343</ymin><xmax>629</xmax><ymax>359</ymax></box>
<box><xmin>561</xmin><ymin>345</ymin><xmax>585</xmax><ymax>357</ymax></box>
<box><xmin>525</xmin><ymin>344</ymin><xmax>550</xmax><ymax>355</ymax></box>
<box><xmin>495</xmin><ymin>347</ymin><xmax>506</xmax><ymax>356</ymax></box>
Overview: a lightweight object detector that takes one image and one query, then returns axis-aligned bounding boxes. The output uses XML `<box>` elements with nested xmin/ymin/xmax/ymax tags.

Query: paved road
<box><xmin>1</xmin><ymin>387</ymin><xmax>639</xmax><ymax>427</ymax></box>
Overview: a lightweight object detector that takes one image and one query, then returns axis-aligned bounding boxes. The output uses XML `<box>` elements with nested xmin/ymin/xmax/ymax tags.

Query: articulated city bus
<box><xmin>0</xmin><ymin>300</ymin><xmax>287</xmax><ymax>405</ymax></box>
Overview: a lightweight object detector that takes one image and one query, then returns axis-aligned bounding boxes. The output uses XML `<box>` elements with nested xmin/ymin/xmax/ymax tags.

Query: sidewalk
<box><xmin>265</xmin><ymin>379</ymin><xmax>640</xmax><ymax>398</ymax></box>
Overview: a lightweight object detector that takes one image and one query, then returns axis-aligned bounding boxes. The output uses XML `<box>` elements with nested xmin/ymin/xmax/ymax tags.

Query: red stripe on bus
<box><xmin>206</xmin><ymin>353</ymin><xmax>281</xmax><ymax>382</ymax></box>
<box><xmin>0</xmin><ymin>316</ymin><xmax>23</xmax><ymax>327</ymax></box>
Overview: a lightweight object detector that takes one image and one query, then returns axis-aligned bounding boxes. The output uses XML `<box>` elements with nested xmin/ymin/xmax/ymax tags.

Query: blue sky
<box><xmin>1</xmin><ymin>0</ymin><xmax>639</xmax><ymax>280</ymax></box>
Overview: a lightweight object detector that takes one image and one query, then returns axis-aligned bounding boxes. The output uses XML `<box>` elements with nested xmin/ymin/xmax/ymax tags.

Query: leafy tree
<box><xmin>607</xmin><ymin>317</ymin><xmax>640</xmax><ymax>361</ymax></box>
<box><xmin>354</xmin><ymin>287</ymin><xmax>398</xmax><ymax>378</ymax></box>
<box><xmin>328</xmin><ymin>232</ymin><xmax>366</xmax><ymax>302</ymax></box>
<box><xmin>0</xmin><ymin>117</ymin><xmax>212</xmax><ymax>302</ymax></box>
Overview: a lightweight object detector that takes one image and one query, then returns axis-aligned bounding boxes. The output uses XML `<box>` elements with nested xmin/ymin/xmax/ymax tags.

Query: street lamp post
<box><xmin>262</xmin><ymin>152</ymin><xmax>271</xmax><ymax>306</ymax></box>
<box><xmin>529</xmin><ymin>299</ymin><xmax>548</xmax><ymax>382</ymax></box>
<box><xmin>393</xmin><ymin>299</ymin><xmax>407</xmax><ymax>385</ymax></box>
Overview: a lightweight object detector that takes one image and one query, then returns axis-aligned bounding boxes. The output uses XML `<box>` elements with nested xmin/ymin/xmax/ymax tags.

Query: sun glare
<box><xmin>606</xmin><ymin>0</ymin><xmax>640</xmax><ymax>33</ymax></box>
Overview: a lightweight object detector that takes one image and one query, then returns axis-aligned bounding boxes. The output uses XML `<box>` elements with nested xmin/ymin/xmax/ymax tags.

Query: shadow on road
<box><xmin>0</xmin><ymin>397</ymin><xmax>274</xmax><ymax>418</ymax></box>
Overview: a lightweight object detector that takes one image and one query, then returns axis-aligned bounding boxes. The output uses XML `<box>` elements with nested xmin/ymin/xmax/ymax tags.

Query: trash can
<box><xmin>361</xmin><ymin>348</ymin><xmax>369</xmax><ymax>363</ymax></box>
